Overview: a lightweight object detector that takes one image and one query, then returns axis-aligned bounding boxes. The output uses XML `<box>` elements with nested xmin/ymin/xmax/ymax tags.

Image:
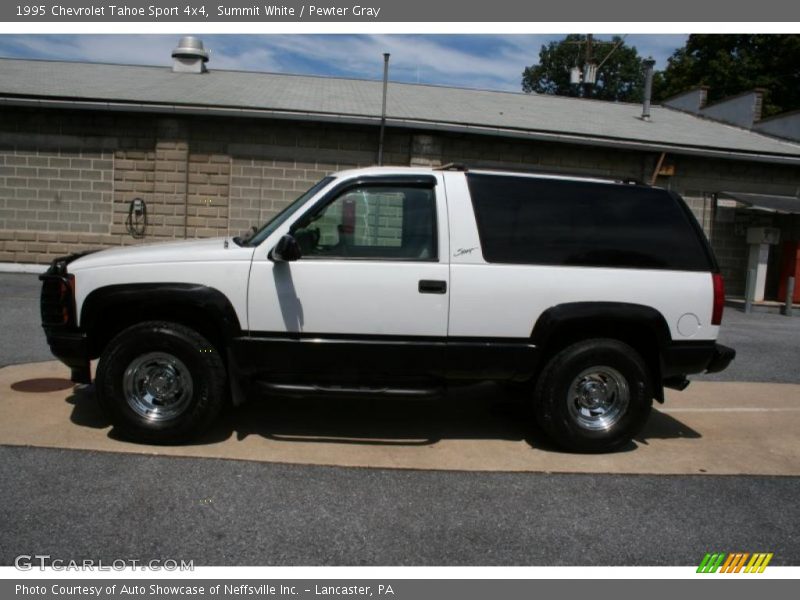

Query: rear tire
<box><xmin>96</xmin><ymin>321</ymin><xmax>226</xmax><ymax>444</ymax></box>
<box><xmin>533</xmin><ymin>338</ymin><xmax>652</xmax><ymax>453</ymax></box>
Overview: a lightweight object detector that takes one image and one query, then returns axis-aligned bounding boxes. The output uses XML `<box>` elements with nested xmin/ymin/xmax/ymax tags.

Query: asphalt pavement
<box><xmin>696</xmin><ymin>306</ymin><xmax>800</xmax><ymax>383</ymax></box>
<box><xmin>1</xmin><ymin>445</ymin><xmax>798</xmax><ymax>566</ymax></box>
<box><xmin>1</xmin><ymin>273</ymin><xmax>50</xmax><ymax>367</ymax></box>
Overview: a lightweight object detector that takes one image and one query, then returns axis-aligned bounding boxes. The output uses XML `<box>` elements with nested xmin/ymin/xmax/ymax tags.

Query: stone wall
<box><xmin>0</xmin><ymin>148</ymin><xmax>113</xmax><ymax>263</ymax></box>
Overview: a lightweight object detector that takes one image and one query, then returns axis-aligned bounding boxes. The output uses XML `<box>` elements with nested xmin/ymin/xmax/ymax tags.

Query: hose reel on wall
<box><xmin>125</xmin><ymin>197</ymin><xmax>147</xmax><ymax>239</ymax></box>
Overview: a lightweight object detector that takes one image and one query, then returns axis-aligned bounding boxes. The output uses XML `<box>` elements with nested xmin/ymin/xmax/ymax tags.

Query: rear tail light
<box><xmin>711</xmin><ymin>273</ymin><xmax>725</xmax><ymax>326</ymax></box>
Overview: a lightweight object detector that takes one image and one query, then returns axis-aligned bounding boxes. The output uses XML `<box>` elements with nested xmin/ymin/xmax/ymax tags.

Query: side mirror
<box><xmin>269</xmin><ymin>234</ymin><xmax>302</xmax><ymax>262</ymax></box>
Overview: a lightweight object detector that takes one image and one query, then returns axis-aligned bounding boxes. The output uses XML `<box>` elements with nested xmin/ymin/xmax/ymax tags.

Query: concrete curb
<box><xmin>0</xmin><ymin>262</ymin><xmax>47</xmax><ymax>274</ymax></box>
<box><xmin>726</xmin><ymin>298</ymin><xmax>800</xmax><ymax>317</ymax></box>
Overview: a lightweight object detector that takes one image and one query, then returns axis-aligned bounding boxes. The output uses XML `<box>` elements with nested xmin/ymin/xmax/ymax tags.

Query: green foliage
<box><xmin>655</xmin><ymin>34</ymin><xmax>800</xmax><ymax>117</ymax></box>
<box><xmin>521</xmin><ymin>35</ymin><xmax>646</xmax><ymax>102</ymax></box>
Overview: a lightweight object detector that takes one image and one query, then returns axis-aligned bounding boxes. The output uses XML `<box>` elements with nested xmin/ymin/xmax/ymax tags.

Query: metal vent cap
<box><xmin>171</xmin><ymin>36</ymin><xmax>209</xmax><ymax>61</ymax></box>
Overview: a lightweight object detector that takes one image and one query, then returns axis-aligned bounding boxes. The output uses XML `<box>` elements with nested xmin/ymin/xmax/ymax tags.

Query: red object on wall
<box><xmin>341</xmin><ymin>198</ymin><xmax>356</xmax><ymax>235</ymax></box>
<box><xmin>777</xmin><ymin>241</ymin><xmax>800</xmax><ymax>303</ymax></box>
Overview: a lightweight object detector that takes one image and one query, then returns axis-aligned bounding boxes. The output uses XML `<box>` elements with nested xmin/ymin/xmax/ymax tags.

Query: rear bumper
<box><xmin>662</xmin><ymin>341</ymin><xmax>736</xmax><ymax>378</ymax></box>
<box><xmin>42</xmin><ymin>327</ymin><xmax>91</xmax><ymax>383</ymax></box>
<box><xmin>706</xmin><ymin>343</ymin><xmax>736</xmax><ymax>374</ymax></box>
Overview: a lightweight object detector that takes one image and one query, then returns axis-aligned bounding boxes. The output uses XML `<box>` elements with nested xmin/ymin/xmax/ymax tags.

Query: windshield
<box><xmin>244</xmin><ymin>176</ymin><xmax>335</xmax><ymax>247</ymax></box>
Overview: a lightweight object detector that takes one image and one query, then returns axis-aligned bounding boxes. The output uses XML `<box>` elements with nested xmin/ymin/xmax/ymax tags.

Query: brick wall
<box><xmin>229</xmin><ymin>158</ymin><xmax>340</xmax><ymax>236</ymax></box>
<box><xmin>0</xmin><ymin>149</ymin><xmax>113</xmax><ymax>263</ymax></box>
<box><xmin>226</xmin><ymin>120</ymin><xmax>396</xmax><ymax>236</ymax></box>
<box><xmin>668</xmin><ymin>155</ymin><xmax>800</xmax><ymax>296</ymax></box>
<box><xmin>186</xmin><ymin>151</ymin><xmax>230</xmax><ymax>239</ymax></box>
<box><xmin>0</xmin><ymin>106</ymin><xmax>798</xmax><ymax>300</ymax></box>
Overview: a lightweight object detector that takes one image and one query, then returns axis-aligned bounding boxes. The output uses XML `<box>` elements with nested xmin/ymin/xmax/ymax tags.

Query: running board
<box><xmin>257</xmin><ymin>382</ymin><xmax>443</xmax><ymax>399</ymax></box>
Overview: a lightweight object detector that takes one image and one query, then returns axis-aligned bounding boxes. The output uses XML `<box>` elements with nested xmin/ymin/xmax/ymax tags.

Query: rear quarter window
<box><xmin>466</xmin><ymin>173</ymin><xmax>713</xmax><ymax>271</ymax></box>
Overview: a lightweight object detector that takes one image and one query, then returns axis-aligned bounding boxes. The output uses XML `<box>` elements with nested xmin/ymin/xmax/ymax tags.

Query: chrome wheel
<box><xmin>566</xmin><ymin>366</ymin><xmax>629</xmax><ymax>431</ymax></box>
<box><xmin>122</xmin><ymin>352</ymin><xmax>194</xmax><ymax>421</ymax></box>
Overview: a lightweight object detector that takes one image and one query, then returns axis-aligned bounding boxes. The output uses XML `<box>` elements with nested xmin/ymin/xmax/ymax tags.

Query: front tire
<box><xmin>96</xmin><ymin>321</ymin><xmax>226</xmax><ymax>443</ymax></box>
<box><xmin>533</xmin><ymin>339</ymin><xmax>653</xmax><ymax>453</ymax></box>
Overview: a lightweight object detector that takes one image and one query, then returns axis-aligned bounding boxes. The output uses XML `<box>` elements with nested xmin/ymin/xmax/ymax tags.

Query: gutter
<box><xmin>3</xmin><ymin>95</ymin><xmax>800</xmax><ymax>166</ymax></box>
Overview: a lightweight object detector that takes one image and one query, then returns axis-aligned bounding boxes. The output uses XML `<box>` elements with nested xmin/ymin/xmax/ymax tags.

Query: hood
<box><xmin>68</xmin><ymin>237</ymin><xmax>255</xmax><ymax>271</ymax></box>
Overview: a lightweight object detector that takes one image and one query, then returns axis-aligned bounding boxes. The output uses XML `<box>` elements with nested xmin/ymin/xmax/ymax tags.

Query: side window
<box><xmin>291</xmin><ymin>186</ymin><xmax>437</xmax><ymax>261</ymax></box>
<box><xmin>466</xmin><ymin>174</ymin><xmax>713</xmax><ymax>271</ymax></box>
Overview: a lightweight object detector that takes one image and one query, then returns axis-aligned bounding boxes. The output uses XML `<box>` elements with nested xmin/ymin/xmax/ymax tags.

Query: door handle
<box><xmin>419</xmin><ymin>280</ymin><xmax>447</xmax><ymax>294</ymax></box>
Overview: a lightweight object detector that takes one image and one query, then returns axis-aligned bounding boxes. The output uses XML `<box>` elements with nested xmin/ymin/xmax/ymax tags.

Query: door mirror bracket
<box><xmin>269</xmin><ymin>234</ymin><xmax>302</xmax><ymax>262</ymax></box>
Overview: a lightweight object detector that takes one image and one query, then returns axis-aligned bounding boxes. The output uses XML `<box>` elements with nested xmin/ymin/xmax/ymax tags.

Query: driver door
<box><xmin>245</xmin><ymin>176</ymin><xmax>449</xmax><ymax>383</ymax></box>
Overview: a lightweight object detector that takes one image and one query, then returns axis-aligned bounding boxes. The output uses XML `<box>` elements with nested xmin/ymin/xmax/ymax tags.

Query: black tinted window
<box><xmin>467</xmin><ymin>174</ymin><xmax>712</xmax><ymax>271</ymax></box>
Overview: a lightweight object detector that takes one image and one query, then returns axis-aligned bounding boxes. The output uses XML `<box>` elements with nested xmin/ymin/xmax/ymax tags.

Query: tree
<box><xmin>655</xmin><ymin>35</ymin><xmax>800</xmax><ymax>117</ymax></box>
<box><xmin>521</xmin><ymin>35</ymin><xmax>647</xmax><ymax>102</ymax></box>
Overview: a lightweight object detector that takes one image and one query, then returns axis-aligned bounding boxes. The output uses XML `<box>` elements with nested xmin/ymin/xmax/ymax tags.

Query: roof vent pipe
<box><xmin>171</xmin><ymin>36</ymin><xmax>209</xmax><ymax>74</ymax></box>
<box><xmin>377</xmin><ymin>52</ymin><xmax>390</xmax><ymax>166</ymax></box>
<box><xmin>641</xmin><ymin>58</ymin><xmax>656</xmax><ymax>121</ymax></box>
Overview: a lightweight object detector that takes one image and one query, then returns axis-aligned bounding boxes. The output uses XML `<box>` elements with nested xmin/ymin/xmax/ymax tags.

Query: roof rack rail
<box><xmin>433</xmin><ymin>163</ymin><xmax>647</xmax><ymax>186</ymax></box>
<box><xmin>434</xmin><ymin>163</ymin><xmax>468</xmax><ymax>171</ymax></box>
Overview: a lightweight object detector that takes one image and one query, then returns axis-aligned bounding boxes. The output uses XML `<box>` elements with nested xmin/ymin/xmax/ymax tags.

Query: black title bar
<box><xmin>3</xmin><ymin>0</ymin><xmax>800</xmax><ymax>22</ymax></box>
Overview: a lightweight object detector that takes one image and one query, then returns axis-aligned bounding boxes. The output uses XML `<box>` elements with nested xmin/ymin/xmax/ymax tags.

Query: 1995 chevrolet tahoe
<box><xmin>40</xmin><ymin>166</ymin><xmax>735</xmax><ymax>451</ymax></box>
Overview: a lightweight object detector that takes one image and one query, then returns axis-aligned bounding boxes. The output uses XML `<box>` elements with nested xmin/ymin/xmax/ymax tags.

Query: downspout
<box><xmin>183</xmin><ymin>137</ymin><xmax>190</xmax><ymax>239</ymax></box>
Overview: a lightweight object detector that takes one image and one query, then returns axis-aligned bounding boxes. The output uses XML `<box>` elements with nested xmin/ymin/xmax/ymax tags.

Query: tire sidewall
<box><xmin>97</xmin><ymin>323</ymin><xmax>223</xmax><ymax>442</ymax></box>
<box><xmin>538</xmin><ymin>340</ymin><xmax>652</xmax><ymax>452</ymax></box>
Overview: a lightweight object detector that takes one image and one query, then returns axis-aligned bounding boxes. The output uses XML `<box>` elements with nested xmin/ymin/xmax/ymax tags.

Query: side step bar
<box><xmin>257</xmin><ymin>382</ymin><xmax>443</xmax><ymax>399</ymax></box>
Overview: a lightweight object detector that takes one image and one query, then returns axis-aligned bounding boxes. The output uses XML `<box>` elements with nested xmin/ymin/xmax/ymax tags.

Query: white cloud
<box><xmin>205</xmin><ymin>34</ymin><xmax>550</xmax><ymax>91</ymax></box>
<box><xmin>2</xmin><ymin>35</ymin><xmax>174</xmax><ymax>66</ymax></box>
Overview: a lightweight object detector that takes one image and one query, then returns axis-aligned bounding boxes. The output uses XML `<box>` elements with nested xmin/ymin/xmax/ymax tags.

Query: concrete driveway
<box><xmin>2</xmin><ymin>360</ymin><xmax>799</xmax><ymax>476</ymax></box>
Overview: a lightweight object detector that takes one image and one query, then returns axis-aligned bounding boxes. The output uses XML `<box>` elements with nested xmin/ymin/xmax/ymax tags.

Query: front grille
<box><xmin>40</xmin><ymin>276</ymin><xmax>73</xmax><ymax>326</ymax></box>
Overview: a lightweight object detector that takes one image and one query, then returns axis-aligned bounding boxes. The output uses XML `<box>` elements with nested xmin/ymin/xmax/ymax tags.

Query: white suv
<box><xmin>40</xmin><ymin>166</ymin><xmax>734</xmax><ymax>452</ymax></box>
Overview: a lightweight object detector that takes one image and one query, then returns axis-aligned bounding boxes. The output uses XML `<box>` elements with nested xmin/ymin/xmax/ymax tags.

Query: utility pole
<box><xmin>585</xmin><ymin>34</ymin><xmax>593</xmax><ymax>66</ymax></box>
<box><xmin>583</xmin><ymin>34</ymin><xmax>593</xmax><ymax>97</ymax></box>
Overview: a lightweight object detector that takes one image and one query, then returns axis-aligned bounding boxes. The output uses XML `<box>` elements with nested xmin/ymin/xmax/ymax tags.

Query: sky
<box><xmin>0</xmin><ymin>34</ymin><xmax>688</xmax><ymax>92</ymax></box>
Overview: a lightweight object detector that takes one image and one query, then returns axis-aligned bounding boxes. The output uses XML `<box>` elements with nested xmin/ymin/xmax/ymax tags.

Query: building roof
<box><xmin>2</xmin><ymin>57</ymin><xmax>800</xmax><ymax>164</ymax></box>
<box><xmin>720</xmin><ymin>191</ymin><xmax>800</xmax><ymax>214</ymax></box>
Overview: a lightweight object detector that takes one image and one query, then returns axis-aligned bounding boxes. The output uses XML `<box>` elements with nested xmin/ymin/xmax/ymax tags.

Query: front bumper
<box><xmin>42</xmin><ymin>327</ymin><xmax>91</xmax><ymax>383</ymax></box>
<box><xmin>40</xmin><ymin>251</ymin><xmax>99</xmax><ymax>384</ymax></box>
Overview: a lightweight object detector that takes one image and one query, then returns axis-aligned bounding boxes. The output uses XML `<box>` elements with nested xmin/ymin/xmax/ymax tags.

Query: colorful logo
<box><xmin>697</xmin><ymin>552</ymin><xmax>773</xmax><ymax>573</ymax></box>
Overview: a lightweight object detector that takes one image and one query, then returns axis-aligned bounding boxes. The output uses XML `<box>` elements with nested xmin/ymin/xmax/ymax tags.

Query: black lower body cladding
<box><xmin>662</xmin><ymin>341</ymin><xmax>736</xmax><ymax>377</ymax></box>
<box><xmin>41</xmin><ymin>328</ymin><xmax>91</xmax><ymax>383</ymax></box>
